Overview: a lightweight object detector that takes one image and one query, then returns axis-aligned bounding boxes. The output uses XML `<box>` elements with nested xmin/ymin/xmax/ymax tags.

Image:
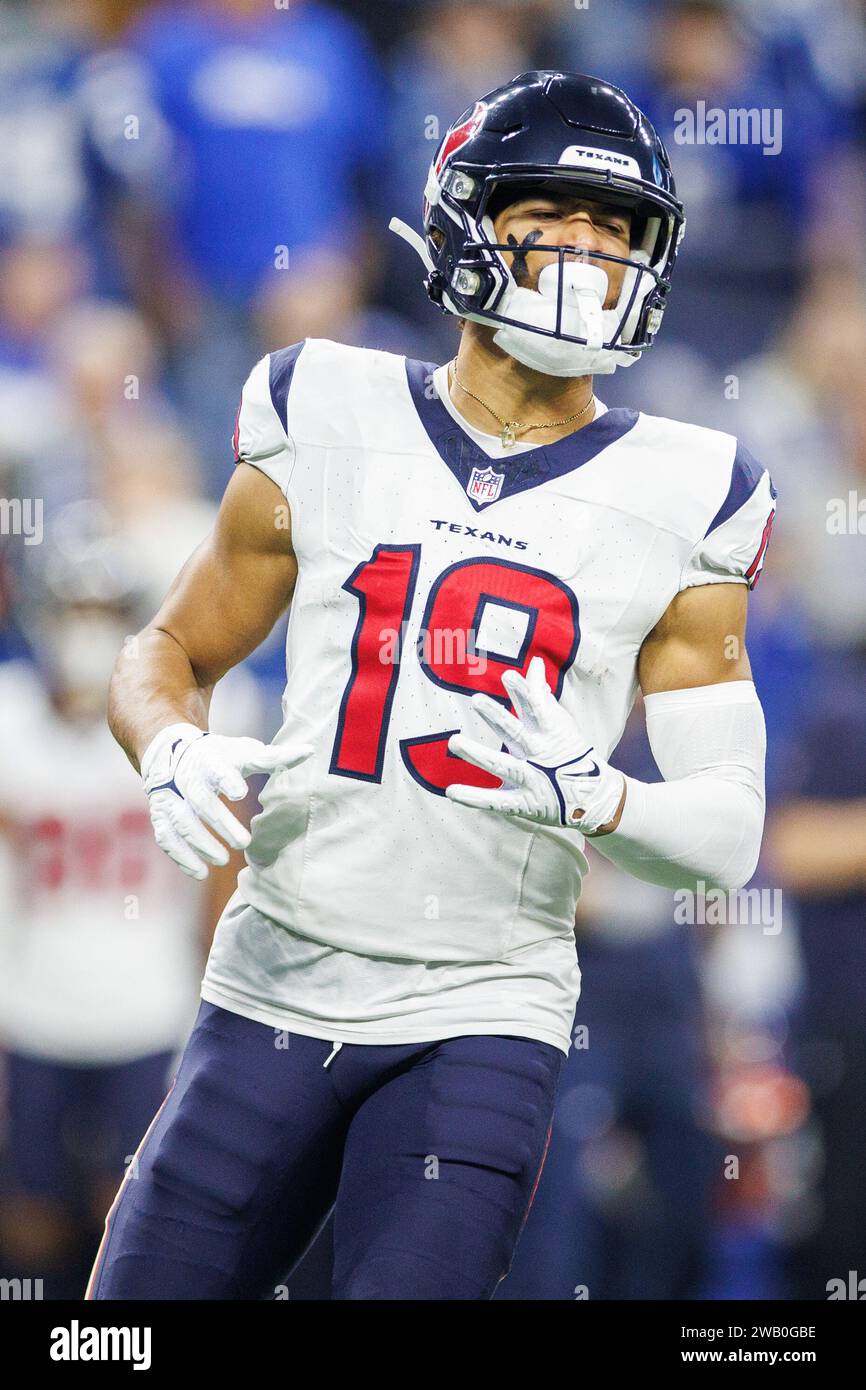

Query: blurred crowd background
<box><xmin>0</xmin><ymin>0</ymin><xmax>865</xmax><ymax>1302</ymax></box>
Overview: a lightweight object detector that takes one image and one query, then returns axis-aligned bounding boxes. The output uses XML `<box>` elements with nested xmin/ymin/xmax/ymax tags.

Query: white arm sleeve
<box><xmin>592</xmin><ymin>681</ymin><xmax>766</xmax><ymax>892</ymax></box>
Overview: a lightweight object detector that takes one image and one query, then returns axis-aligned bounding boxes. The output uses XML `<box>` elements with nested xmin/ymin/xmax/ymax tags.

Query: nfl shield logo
<box><xmin>467</xmin><ymin>465</ymin><xmax>505</xmax><ymax>504</ymax></box>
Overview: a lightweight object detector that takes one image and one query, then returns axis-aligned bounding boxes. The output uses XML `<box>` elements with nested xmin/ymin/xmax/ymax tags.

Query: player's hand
<box><xmin>141</xmin><ymin>723</ymin><xmax>311</xmax><ymax>879</ymax></box>
<box><xmin>446</xmin><ymin>657</ymin><xmax>625</xmax><ymax>833</ymax></box>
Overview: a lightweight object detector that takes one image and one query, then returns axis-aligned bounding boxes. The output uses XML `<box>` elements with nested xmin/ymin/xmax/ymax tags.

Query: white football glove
<box><xmin>446</xmin><ymin>656</ymin><xmax>625</xmax><ymax>833</ymax></box>
<box><xmin>141</xmin><ymin>722</ymin><xmax>311</xmax><ymax>880</ymax></box>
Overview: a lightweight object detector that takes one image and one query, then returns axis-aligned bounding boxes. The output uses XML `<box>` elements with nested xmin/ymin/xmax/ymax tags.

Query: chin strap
<box><xmin>389</xmin><ymin>217</ymin><xmax>435</xmax><ymax>273</ymax></box>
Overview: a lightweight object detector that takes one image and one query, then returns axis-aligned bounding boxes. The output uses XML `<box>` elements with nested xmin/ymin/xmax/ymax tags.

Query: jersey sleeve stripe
<box><xmin>231</xmin><ymin>399</ymin><xmax>242</xmax><ymax>463</ymax></box>
<box><xmin>268</xmin><ymin>340</ymin><xmax>306</xmax><ymax>434</ymax></box>
<box><xmin>744</xmin><ymin>508</ymin><xmax>776</xmax><ymax>587</ymax></box>
<box><xmin>703</xmin><ymin>441</ymin><xmax>766</xmax><ymax>539</ymax></box>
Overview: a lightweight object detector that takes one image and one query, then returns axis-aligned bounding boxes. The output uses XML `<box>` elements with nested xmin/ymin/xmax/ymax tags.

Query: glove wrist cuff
<box><xmin>562</xmin><ymin>764</ymin><xmax>624</xmax><ymax>834</ymax></box>
<box><xmin>140</xmin><ymin>722</ymin><xmax>207</xmax><ymax>786</ymax></box>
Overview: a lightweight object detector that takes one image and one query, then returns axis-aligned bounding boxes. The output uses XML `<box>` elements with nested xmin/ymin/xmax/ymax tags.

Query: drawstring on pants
<box><xmin>323</xmin><ymin>1041</ymin><xmax>343</xmax><ymax>1069</ymax></box>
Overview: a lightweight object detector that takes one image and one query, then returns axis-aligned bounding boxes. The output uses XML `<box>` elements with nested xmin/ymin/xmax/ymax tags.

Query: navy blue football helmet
<box><xmin>391</xmin><ymin>70</ymin><xmax>685</xmax><ymax>376</ymax></box>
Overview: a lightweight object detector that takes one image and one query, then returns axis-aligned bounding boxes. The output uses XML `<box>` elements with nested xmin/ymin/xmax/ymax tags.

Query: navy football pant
<box><xmin>87</xmin><ymin>1002</ymin><xmax>562</xmax><ymax>1300</ymax></box>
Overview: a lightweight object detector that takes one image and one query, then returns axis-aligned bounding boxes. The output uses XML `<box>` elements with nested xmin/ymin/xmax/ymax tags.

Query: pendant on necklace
<box><xmin>501</xmin><ymin>422</ymin><xmax>518</xmax><ymax>448</ymax></box>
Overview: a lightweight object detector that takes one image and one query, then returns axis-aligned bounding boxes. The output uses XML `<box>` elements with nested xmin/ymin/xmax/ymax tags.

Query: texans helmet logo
<box><xmin>434</xmin><ymin>101</ymin><xmax>487</xmax><ymax>180</ymax></box>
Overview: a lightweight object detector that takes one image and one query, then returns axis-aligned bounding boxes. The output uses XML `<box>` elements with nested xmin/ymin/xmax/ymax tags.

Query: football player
<box><xmin>88</xmin><ymin>72</ymin><xmax>774</xmax><ymax>1301</ymax></box>
<box><xmin>0</xmin><ymin>504</ymin><xmax>202</xmax><ymax>1292</ymax></box>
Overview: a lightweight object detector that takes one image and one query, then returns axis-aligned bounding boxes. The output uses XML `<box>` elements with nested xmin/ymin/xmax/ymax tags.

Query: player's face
<box><xmin>492</xmin><ymin>193</ymin><xmax>633</xmax><ymax>308</ymax></box>
<box><xmin>46</xmin><ymin>602</ymin><xmax>128</xmax><ymax>718</ymax></box>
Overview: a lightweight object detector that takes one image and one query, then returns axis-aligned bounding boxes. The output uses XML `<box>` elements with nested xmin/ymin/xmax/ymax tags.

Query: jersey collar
<box><xmin>405</xmin><ymin>357</ymin><xmax>639</xmax><ymax>512</ymax></box>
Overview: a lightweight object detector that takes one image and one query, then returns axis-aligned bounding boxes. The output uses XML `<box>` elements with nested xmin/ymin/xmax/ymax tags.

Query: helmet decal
<box><xmin>433</xmin><ymin>101</ymin><xmax>488</xmax><ymax>180</ymax></box>
<box><xmin>557</xmin><ymin>145</ymin><xmax>643</xmax><ymax>178</ymax></box>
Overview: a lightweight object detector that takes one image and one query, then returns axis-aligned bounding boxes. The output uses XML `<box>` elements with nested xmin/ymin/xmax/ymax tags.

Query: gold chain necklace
<box><xmin>449</xmin><ymin>360</ymin><xmax>596</xmax><ymax>449</ymax></box>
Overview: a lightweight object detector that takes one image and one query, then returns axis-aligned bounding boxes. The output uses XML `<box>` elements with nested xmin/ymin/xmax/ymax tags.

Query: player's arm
<box><xmin>572</xmin><ymin>580</ymin><xmax>754</xmax><ymax>831</ymax></box>
<box><xmin>109</xmin><ymin>463</ymin><xmax>296</xmax><ymax>769</ymax></box>
<box><xmin>637</xmin><ymin>578</ymin><xmax>752</xmax><ymax>694</ymax></box>
<box><xmin>110</xmin><ymin>463</ymin><xmax>310</xmax><ymax>880</ymax></box>
<box><xmin>584</xmin><ymin>580</ymin><xmax>766</xmax><ymax>890</ymax></box>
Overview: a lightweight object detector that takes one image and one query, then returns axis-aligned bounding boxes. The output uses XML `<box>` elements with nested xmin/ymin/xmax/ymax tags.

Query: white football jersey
<box><xmin>203</xmin><ymin>338</ymin><xmax>775</xmax><ymax>1051</ymax></box>
<box><xmin>0</xmin><ymin>663</ymin><xmax>204</xmax><ymax>1064</ymax></box>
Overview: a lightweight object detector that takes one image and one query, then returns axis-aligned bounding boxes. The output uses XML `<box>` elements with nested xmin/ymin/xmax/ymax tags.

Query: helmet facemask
<box><xmin>427</xmin><ymin>171</ymin><xmax>677</xmax><ymax>376</ymax></box>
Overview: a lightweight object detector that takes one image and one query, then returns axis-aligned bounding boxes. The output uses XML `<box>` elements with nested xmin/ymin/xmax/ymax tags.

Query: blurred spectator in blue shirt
<box><xmin>126</xmin><ymin>0</ymin><xmax>388</xmax><ymax>304</ymax></box>
<box><xmin>740</xmin><ymin>0</ymin><xmax>866</xmax><ymax>129</ymax></box>
<box><xmin>0</xmin><ymin>0</ymin><xmax>175</xmax><ymax>299</ymax></box>
<box><xmin>115</xmin><ymin>0</ymin><xmax>389</xmax><ymax>488</ymax></box>
<box><xmin>0</xmin><ymin>6</ymin><xmax>90</xmax><ymax>246</ymax></box>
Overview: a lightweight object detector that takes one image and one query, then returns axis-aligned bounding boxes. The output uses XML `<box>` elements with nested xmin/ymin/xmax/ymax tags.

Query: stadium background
<box><xmin>0</xmin><ymin>0</ymin><xmax>864</xmax><ymax>1301</ymax></box>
